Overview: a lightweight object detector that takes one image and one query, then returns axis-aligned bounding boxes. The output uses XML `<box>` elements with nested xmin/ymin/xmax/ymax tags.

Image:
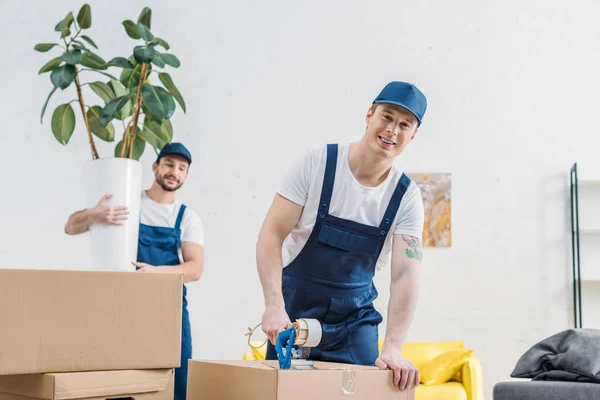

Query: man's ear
<box><xmin>366</xmin><ymin>107</ymin><xmax>375</xmax><ymax>126</ymax></box>
<box><xmin>410</xmin><ymin>128</ymin><xmax>419</xmax><ymax>141</ymax></box>
<box><xmin>152</xmin><ymin>161</ymin><xmax>158</xmax><ymax>173</ymax></box>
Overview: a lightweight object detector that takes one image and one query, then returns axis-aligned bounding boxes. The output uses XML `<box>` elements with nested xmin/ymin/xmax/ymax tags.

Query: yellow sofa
<box><xmin>244</xmin><ymin>340</ymin><xmax>483</xmax><ymax>400</ymax></box>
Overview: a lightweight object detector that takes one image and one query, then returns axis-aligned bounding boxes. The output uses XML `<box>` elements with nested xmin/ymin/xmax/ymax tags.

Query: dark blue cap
<box><xmin>157</xmin><ymin>142</ymin><xmax>192</xmax><ymax>165</ymax></box>
<box><xmin>373</xmin><ymin>81</ymin><xmax>427</xmax><ymax>124</ymax></box>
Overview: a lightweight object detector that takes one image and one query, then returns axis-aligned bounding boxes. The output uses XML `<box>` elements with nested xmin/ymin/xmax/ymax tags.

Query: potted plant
<box><xmin>35</xmin><ymin>4</ymin><xmax>186</xmax><ymax>271</ymax></box>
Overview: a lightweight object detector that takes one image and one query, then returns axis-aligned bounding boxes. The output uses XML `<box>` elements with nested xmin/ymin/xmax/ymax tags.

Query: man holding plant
<box><xmin>64</xmin><ymin>142</ymin><xmax>203</xmax><ymax>400</ymax></box>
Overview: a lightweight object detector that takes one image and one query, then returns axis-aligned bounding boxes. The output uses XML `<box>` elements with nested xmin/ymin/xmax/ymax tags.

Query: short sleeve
<box><xmin>276</xmin><ymin>148</ymin><xmax>319</xmax><ymax>206</ymax></box>
<box><xmin>181</xmin><ymin>208</ymin><xmax>204</xmax><ymax>246</ymax></box>
<box><xmin>393</xmin><ymin>182</ymin><xmax>424</xmax><ymax>238</ymax></box>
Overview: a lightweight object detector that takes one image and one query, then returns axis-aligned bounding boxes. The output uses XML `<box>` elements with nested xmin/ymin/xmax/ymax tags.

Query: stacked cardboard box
<box><xmin>0</xmin><ymin>269</ymin><xmax>182</xmax><ymax>400</ymax></box>
<box><xmin>187</xmin><ymin>360</ymin><xmax>416</xmax><ymax>400</ymax></box>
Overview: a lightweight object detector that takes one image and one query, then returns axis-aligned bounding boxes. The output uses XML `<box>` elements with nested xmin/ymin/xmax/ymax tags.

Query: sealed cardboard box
<box><xmin>0</xmin><ymin>269</ymin><xmax>182</xmax><ymax>375</ymax></box>
<box><xmin>0</xmin><ymin>369</ymin><xmax>174</xmax><ymax>400</ymax></box>
<box><xmin>187</xmin><ymin>360</ymin><xmax>415</xmax><ymax>400</ymax></box>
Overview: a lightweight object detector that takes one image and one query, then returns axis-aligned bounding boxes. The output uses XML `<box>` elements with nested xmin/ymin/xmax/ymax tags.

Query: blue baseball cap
<box><xmin>373</xmin><ymin>81</ymin><xmax>427</xmax><ymax>125</ymax></box>
<box><xmin>157</xmin><ymin>142</ymin><xmax>192</xmax><ymax>165</ymax></box>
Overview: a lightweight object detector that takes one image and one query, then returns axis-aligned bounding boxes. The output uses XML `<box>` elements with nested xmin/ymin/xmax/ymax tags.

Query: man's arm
<box><xmin>256</xmin><ymin>193</ymin><xmax>304</xmax><ymax>344</ymax></box>
<box><xmin>133</xmin><ymin>241</ymin><xmax>204</xmax><ymax>283</ymax></box>
<box><xmin>376</xmin><ymin>234</ymin><xmax>422</xmax><ymax>390</ymax></box>
<box><xmin>65</xmin><ymin>194</ymin><xmax>129</xmax><ymax>235</ymax></box>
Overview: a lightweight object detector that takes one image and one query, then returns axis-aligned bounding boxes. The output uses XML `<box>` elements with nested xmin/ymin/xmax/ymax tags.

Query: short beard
<box><xmin>156</xmin><ymin>173</ymin><xmax>183</xmax><ymax>192</ymax></box>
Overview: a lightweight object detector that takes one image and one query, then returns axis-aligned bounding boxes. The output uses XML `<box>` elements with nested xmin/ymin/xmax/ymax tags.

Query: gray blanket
<box><xmin>511</xmin><ymin>329</ymin><xmax>600</xmax><ymax>383</ymax></box>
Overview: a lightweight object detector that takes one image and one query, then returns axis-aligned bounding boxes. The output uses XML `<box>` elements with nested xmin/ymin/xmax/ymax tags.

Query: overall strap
<box><xmin>379</xmin><ymin>173</ymin><xmax>411</xmax><ymax>231</ymax></box>
<box><xmin>317</xmin><ymin>144</ymin><xmax>338</xmax><ymax>216</ymax></box>
<box><xmin>175</xmin><ymin>204</ymin><xmax>187</xmax><ymax>231</ymax></box>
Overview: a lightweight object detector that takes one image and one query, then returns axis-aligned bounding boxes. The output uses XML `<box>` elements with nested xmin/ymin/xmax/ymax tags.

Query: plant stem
<box><xmin>78</xmin><ymin>69</ymin><xmax>119</xmax><ymax>81</ymax></box>
<box><xmin>120</xmin><ymin>118</ymin><xmax>134</xmax><ymax>158</ymax></box>
<box><xmin>66</xmin><ymin>28</ymin><xmax>82</xmax><ymax>48</ymax></box>
<box><xmin>63</xmin><ymin>36</ymin><xmax>99</xmax><ymax>160</ymax></box>
<box><xmin>127</xmin><ymin>63</ymin><xmax>149</xmax><ymax>158</ymax></box>
<box><xmin>74</xmin><ymin>67</ymin><xmax>99</xmax><ymax>160</ymax></box>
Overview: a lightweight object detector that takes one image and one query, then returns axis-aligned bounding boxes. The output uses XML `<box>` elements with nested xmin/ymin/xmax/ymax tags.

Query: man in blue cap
<box><xmin>64</xmin><ymin>142</ymin><xmax>203</xmax><ymax>400</ymax></box>
<box><xmin>257</xmin><ymin>81</ymin><xmax>426</xmax><ymax>390</ymax></box>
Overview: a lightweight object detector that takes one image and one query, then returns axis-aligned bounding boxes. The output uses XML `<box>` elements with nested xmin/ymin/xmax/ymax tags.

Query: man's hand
<box><xmin>132</xmin><ymin>261</ymin><xmax>157</xmax><ymax>272</ymax></box>
<box><xmin>89</xmin><ymin>194</ymin><xmax>129</xmax><ymax>226</ymax></box>
<box><xmin>261</xmin><ymin>304</ymin><xmax>292</xmax><ymax>345</ymax></box>
<box><xmin>376</xmin><ymin>348</ymin><xmax>420</xmax><ymax>390</ymax></box>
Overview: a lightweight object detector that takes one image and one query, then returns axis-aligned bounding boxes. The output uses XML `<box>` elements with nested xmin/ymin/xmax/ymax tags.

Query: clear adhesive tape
<box><xmin>341</xmin><ymin>369</ymin><xmax>356</xmax><ymax>395</ymax></box>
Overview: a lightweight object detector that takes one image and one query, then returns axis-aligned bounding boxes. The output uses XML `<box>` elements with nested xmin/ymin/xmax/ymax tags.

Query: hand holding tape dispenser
<box><xmin>246</xmin><ymin>318</ymin><xmax>322</xmax><ymax>369</ymax></box>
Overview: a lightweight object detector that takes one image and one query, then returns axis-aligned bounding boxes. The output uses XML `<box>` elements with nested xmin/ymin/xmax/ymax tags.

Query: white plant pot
<box><xmin>82</xmin><ymin>157</ymin><xmax>143</xmax><ymax>272</ymax></box>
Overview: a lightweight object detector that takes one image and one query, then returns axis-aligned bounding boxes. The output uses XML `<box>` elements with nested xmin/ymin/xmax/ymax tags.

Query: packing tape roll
<box><xmin>297</xmin><ymin>318</ymin><xmax>322</xmax><ymax>348</ymax></box>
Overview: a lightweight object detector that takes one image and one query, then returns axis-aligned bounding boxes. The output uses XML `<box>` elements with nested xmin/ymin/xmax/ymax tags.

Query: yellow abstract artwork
<box><xmin>407</xmin><ymin>173</ymin><xmax>452</xmax><ymax>247</ymax></box>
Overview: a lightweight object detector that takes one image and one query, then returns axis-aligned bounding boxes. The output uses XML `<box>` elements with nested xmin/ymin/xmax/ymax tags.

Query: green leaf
<box><xmin>80</xmin><ymin>52</ymin><xmax>107</xmax><ymax>69</ymax></box>
<box><xmin>105</xmin><ymin>57</ymin><xmax>134</xmax><ymax>69</ymax></box>
<box><xmin>122</xmin><ymin>20</ymin><xmax>141</xmax><ymax>39</ymax></box>
<box><xmin>72</xmin><ymin>43</ymin><xmax>89</xmax><ymax>52</ymax></box>
<box><xmin>38</xmin><ymin>57</ymin><xmax>63</xmax><ymax>74</ymax></box>
<box><xmin>109</xmin><ymin>80</ymin><xmax>133</xmax><ymax>120</ymax></box>
<box><xmin>51</xmin><ymin>104</ymin><xmax>75</xmax><ymax>144</ymax></box>
<box><xmin>159</xmin><ymin>72</ymin><xmax>186</xmax><ymax>113</ymax></box>
<box><xmin>151</xmin><ymin>53</ymin><xmax>166</xmax><ymax>68</ymax></box>
<box><xmin>137</xmin><ymin>7</ymin><xmax>152</xmax><ymax>29</ymax></box>
<box><xmin>59</xmin><ymin>12</ymin><xmax>74</xmax><ymax>38</ymax></box>
<box><xmin>77</xmin><ymin>4</ymin><xmax>92</xmax><ymax>29</ymax></box>
<box><xmin>160</xmin><ymin>53</ymin><xmax>180</xmax><ymax>68</ymax></box>
<box><xmin>89</xmin><ymin>81</ymin><xmax>116</xmax><ymax>103</ymax></box>
<box><xmin>115</xmin><ymin>135</ymin><xmax>145</xmax><ymax>160</ymax></box>
<box><xmin>80</xmin><ymin>35</ymin><xmax>98</xmax><ymax>49</ymax></box>
<box><xmin>60</xmin><ymin>50</ymin><xmax>82</xmax><ymax>65</ymax></box>
<box><xmin>54</xmin><ymin>21</ymin><xmax>61</xmax><ymax>32</ymax></box>
<box><xmin>50</xmin><ymin>64</ymin><xmax>76</xmax><ymax>89</ymax></box>
<box><xmin>34</xmin><ymin>43</ymin><xmax>58</xmax><ymax>52</ymax></box>
<box><xmin>120</xmin><ymin>60</ymin><xmax>151</xmax><ymax>91</ymax></box>
<box><xmin>141</xmin><ymin>84</ymin><xmax>176</xmax><ymax>119</ymax></box>
<box><xmin>99</xmin><ymin>94</ymin><xmax>131</xmax><ymax>127</ymax></box>
<box><xmin>40</xmin><ymin>87</ymin><xmax>58</xmax><ymax>123</ymax></box>
<box><xmin>87</xmin><ymin>106</ymin><xmax>114</xmax><ymax>142</ymax></box>
<box><xmin>144</xmin><ymin>118</ymin><xmax>171</xmax><ymax>143</ymax></box>
<box><xmin>149</xmin><ymin>38</ymin><xmax>170</xmax><ymax>50</ymax></box>
<box><xmin>139</xmin><ymin>122</ymin><xmax>167</xmax><ymax>151</ymax></box>
<box><xmin>142</xmin><ymin>109</ymin><xmax>173</xmax><ymax>143</ymax></box>
<box><xmin>133</xmin><ymin>45</ymin><xmax>155</xmax><ymax>64</ymax></box>
<box><xmin>161</xmin><ymin>119</ymin><xmax>173</xmax><ymax>142</ymax></box>
<box><xmin>136</xmin><ymin>23</ymin><xmax>154</xmax><ymax>42</ymax></box>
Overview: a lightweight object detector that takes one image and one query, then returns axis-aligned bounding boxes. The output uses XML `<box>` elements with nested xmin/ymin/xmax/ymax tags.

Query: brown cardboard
<box><xmin>187</xmin><ymin>360</ymin><xmax>415</xmax><ymax>400</ymax></box>
<box><xmin>0</xmin><ymin>369</ymin><xmax>174</xmax><ymax>400</ymax></box>
<box><xmin>0</xmin><ymin>269</ymin><xmax>182</xmax><ymax>375</ymax></box>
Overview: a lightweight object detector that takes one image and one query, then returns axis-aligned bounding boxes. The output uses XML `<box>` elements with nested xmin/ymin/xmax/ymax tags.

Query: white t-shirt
<box><xmin>278</xmin><ymin>144</ymin><xmax>424</xmax><ymax>272</ymax></box>
<box><xmin>140</xmin><ymin>191</ymin><xmax>204</xmax><ymax>246</ymax></box>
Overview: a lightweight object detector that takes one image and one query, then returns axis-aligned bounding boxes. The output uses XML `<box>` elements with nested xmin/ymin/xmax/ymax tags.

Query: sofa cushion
<box><xmin>493</xmin><ymin>381</ymin><xmax>600</xmax><ymax>400</ymax></box>
<box><xmin>417</xmin><ymin>382</ymin><xmax>467</xmax><ymax>400</ymax></box>
<box><xmin>420</xmin><ymin>349</ymin><xmax>474</xmax><ymax>385</ymax></box>
<box><xmin>399</xmin><ymin>341</ymin><xmax>466</xmax><ymax>368</ymax></box>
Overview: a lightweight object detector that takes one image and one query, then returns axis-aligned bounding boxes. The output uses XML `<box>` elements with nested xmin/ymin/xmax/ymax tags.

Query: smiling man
<box><xmin>64</xmin><ymin>142</ymin><xmax>204</xmax><ymax>400</ymax></box>
<box><xmin>256</xmin><ymin>81</ymin><xmax>427</xmax><ymax>391</ymax></box>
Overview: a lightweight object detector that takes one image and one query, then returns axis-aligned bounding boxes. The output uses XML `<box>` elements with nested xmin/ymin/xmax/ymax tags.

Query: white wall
<box><xmin>2</xmin><ymin>0</ymin><xmax>600</xmax><ymax>398</ymax></box>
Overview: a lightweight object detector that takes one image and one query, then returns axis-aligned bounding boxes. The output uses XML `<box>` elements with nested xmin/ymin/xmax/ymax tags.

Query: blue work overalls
<box><xmin>137</xmin><ymin>204</ymin><xmax>191</xmax><ymax>400</ymax></box>
<box><xmin>266</xmin><ymin>144</ymin><xmax>411</xmax><ymax>365</ymax></box>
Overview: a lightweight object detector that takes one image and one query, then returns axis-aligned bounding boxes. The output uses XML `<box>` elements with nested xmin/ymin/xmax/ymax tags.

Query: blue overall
<box><xmin>137</xmin><ymin>204</ymin><xmax>191</xmax><ymax>400</ymax></box>
<box><xmin>266</xmin><ymin>144</ymin><xmax>411</xmax><ymax>366</ymax></box>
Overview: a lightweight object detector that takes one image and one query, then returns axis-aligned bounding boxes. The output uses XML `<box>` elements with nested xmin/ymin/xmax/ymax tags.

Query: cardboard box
<box><xmin>0</xmin><ymin>269</ymin><xmax>182</xmax><ymax>375</ymax></box>
<box><xmin>0</xmin><ymin>369</ymin><xmax>174</xmax><ymax>400</ymax></box>
<box><xmin>187</xmin><ymin>360</ymin><xmax>415</xmax><ymax>400</ymax></box>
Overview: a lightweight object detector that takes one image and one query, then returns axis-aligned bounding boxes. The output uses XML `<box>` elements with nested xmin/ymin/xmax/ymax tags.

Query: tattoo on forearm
<box><xmin>402</xmin><ymin>235</ymin><xmax>422</xmax><ymax>261</ymax></box>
